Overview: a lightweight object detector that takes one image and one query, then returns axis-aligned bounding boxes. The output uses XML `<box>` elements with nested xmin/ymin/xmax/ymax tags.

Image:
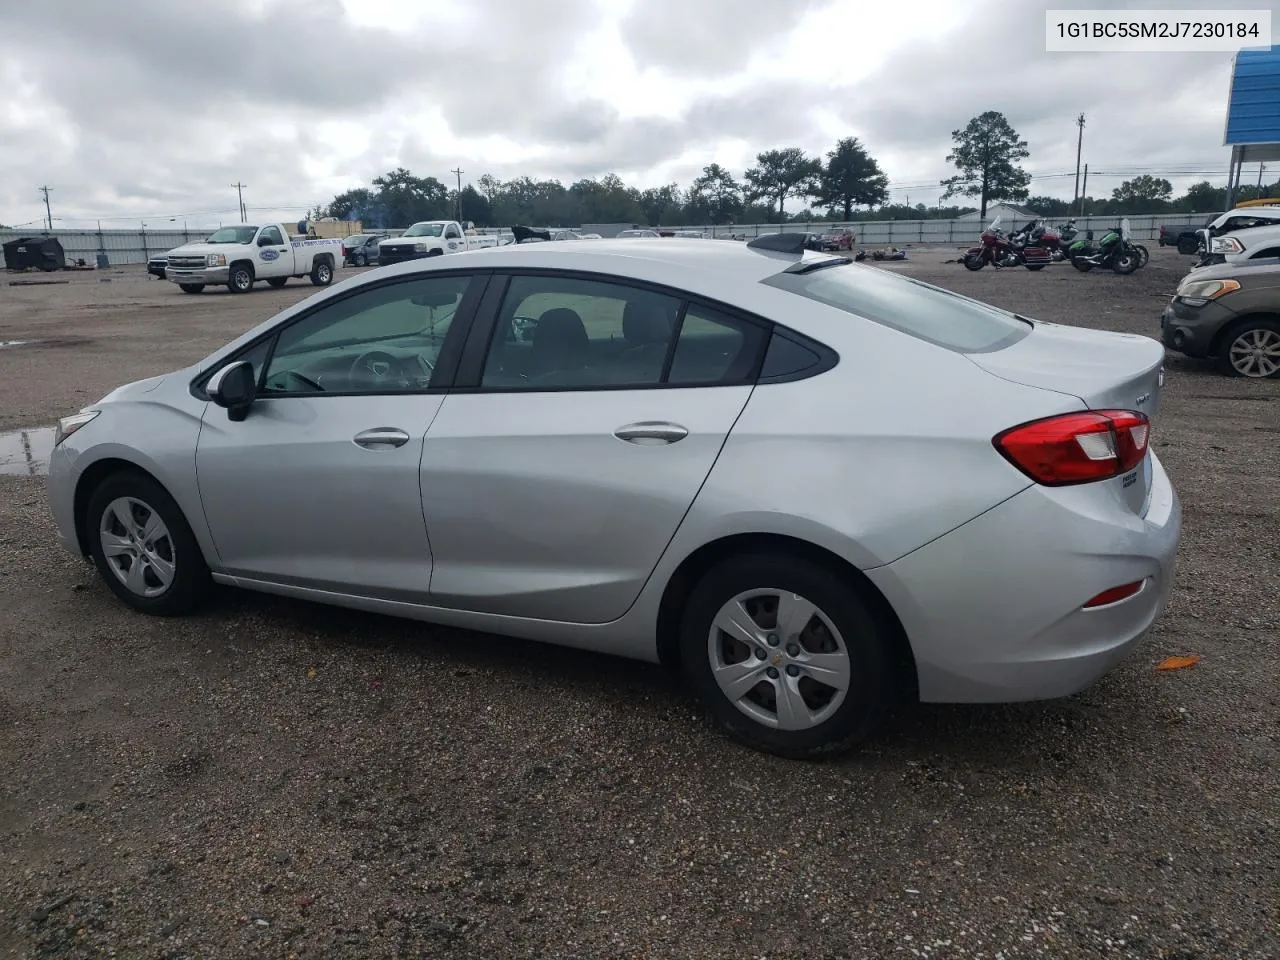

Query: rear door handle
<box><xmin>353</xmin><ymin>427</ymin><xmax>410</xmax><ymax>449</ymax></box>
<box><xmin>613</xmin><ymin>421</ymin><xmax>689</xmax><ymax>444</ymax></box>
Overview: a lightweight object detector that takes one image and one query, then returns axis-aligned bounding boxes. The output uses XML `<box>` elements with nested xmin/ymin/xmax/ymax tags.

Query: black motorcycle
<box><xmin>1069</xmin><ymin>218</ymin><xmax>1142</xmax><ymax>275</ymax></box>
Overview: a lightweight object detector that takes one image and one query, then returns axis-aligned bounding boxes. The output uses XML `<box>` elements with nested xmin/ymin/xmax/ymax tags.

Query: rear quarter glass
<box><xmin>762</xmin><ymin>262</ymin><xmax>1031</xmax><ymax>354</ymax></box>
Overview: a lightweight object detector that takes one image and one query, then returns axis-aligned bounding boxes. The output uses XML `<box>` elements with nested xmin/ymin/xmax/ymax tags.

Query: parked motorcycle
<box><xmin>963</xmin><ymin>217</ymin><xmax>1050</xmax><ymax>271</ymax></box>
<box><xmin>1070</xmin><ymin>219</ymin><xmax>1142</xmax><ymax>275</ymax></box>
<box><xmin>1007</xmin><ymin>219</ymin><xmax>1059</xmax><ymax>269</ymax></box>
<box><xmin>1049</xmin><ymin>219</ymin><xmax>1079</xmax><ymax>260</ymax></box>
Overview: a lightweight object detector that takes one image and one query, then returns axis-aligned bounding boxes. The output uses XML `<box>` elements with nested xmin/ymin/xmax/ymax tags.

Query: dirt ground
<box><xmin>0</xmin><ymin>249</ymin><xmax>1277</xmax><ymax>958</ymax></box>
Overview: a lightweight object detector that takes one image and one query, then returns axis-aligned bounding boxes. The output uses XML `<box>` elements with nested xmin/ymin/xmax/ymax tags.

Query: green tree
<box><xmin>687</xmin><ymin>163</ymin><xmax>743</xmax><ymax>225</ymax></box>
<box><xmin>744</xmin><ymin>147</ymin><xmax>822</xmax><ymax>220</ymax></box>
<box><xmin>1180</xmin><ymin>180</ymin><xmax>1225</xmax><ymax>212</ymax></box>
<box><xmin>371</xmin><ymin>167</ymin><xmax>450</xmax><ymax>225</ymax></box>
<box><xmin>638</xmin><ymin>183</ymin><xmax>685</xmax><ymax>226</ymax></box>
<box><xmin>1111</xmin><ymin>174</ymin><xmax>1173</xmax><ymax>209</ymax></box>
<box><xmin>321</xmin><ymin>187</ymin><xmax>375</xmax><ymax>220</ymax></box>
<box><xmin>939</xmin><ymin>111</ymin><xmax>1031</xmax><ymax>219</ymax></box>
<box><xmin>815</xmin><ymin>137</ymin><xmax>888</xmax><ymax>220</ymax></box>
<box><xmin>457</xmin><ymin>184</ymin><xmax>491</xmax><ymax>226</ymax></box>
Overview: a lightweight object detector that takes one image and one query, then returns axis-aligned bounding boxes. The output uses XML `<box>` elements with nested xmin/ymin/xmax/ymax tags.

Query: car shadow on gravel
<box><xmin>191</xmin><ymin>581</ymin><xmax>1146</xmax><ymax>771</ymax></box>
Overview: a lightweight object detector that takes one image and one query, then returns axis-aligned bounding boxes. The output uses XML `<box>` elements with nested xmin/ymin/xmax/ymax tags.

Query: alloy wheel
<box><xmin>1228</xmin><ymin>328</ymin><xmax>1280</xmax><ymax>378</ymax></box>
<box><xmin>707</xmin><ymin>589</ymin><xmax>851</xmax><ymax>731</ymax></box>
<box><xmin>99</xmin><ymin>497</ymin><xmax>176</xmax><ymax>598</ymax></box>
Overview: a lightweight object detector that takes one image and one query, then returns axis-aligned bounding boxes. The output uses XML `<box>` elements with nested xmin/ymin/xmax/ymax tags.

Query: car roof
<box><xmin>365</xmin><ymin>237</ymin><xmax>833</xmax><ymax>289</ymax></box>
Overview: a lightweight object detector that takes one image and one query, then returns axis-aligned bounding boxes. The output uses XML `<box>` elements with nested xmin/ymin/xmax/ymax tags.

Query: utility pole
<box><xmin>38</xmin><ymin>185</ymin><xmax>53</xmax><ymax>231</ymax></box>
<box><xmin>1258</xmin><ymin>162</ymin><xmax>1267</xmax><ymax>190</ymax></box>
<box><xmin>232</xmin><ymin>182</ymin><xmax>247</xmax><ymax>222</ymax></box>
<box><xmin>450</xmin><ymin>167</ymin><xmax>464</xmax><ymax>221</ymax></box>
<box><xmin>1079</xmin><ymin>164</ymin><xmax>1088</xmax><ymax>218</ymax></box>
<box><xmin>1072</xmin><ymin>113</ymin><xmax>1086</xmax><ymax>210</ymax></box>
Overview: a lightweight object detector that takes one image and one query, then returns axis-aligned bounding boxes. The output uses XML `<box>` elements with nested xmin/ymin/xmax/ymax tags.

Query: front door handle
<box><xmin>613</xmin><ymin>421</ymin><xmax>689</xmax><ymax>445</ymax></box>
<box><xmin>353</xmin><ymin>427</ymin><xmax>410</xmax><ymax>449</ymax></box>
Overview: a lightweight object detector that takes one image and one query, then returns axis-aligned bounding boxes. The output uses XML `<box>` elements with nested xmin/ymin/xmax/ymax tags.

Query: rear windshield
<box><xmin>762</xmin><ymin>262</ymin><xmax>1031</xmax><ymax>353</ymax></box>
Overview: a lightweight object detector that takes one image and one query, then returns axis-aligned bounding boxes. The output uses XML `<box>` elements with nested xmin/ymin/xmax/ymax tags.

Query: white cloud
<box><xmin>0</xmin><ymin>0</ymin><xmax>1273</xmax><ymax>228</ymax></box>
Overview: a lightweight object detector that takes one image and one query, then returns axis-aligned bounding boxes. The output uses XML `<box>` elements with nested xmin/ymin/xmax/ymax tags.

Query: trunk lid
<box><xmin>968</xmin><ymin>320</ymin><xmax>1165</xmax><ymax>515</ymax></box>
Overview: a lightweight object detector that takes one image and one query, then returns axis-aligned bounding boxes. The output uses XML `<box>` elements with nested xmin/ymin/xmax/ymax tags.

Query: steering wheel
<box><xmin>349</xmin><ymin>350</ymin><xmax>405</xmax><ymax>385</ymax></box>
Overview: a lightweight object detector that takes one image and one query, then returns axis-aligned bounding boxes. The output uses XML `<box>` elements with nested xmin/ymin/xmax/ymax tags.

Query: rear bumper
<box><xmin>866</xmin><ymin>452</ymin><xmax>1181</xmax><ymax>703</ymax></box>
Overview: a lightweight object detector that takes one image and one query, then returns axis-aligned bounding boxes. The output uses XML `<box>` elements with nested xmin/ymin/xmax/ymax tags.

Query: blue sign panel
<box><xmin>1225</xmin><ymin>44</ymin><xmax>1280</xmax><ymax>145</ymax></box>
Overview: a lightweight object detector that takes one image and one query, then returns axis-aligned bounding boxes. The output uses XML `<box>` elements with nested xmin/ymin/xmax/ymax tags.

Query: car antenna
<box><xmin>746</xmin><ymin>232</ymin><xmax>811</xmax><ymax>256</ymax></box>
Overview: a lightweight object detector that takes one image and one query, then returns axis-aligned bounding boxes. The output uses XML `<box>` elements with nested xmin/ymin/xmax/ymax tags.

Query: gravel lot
<box><xmin>1</xmin><ymin>249</ymin><xmax>1277</xmax><ymax>958</ymax></box>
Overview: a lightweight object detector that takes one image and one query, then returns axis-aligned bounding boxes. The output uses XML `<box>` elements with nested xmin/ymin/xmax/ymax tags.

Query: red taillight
<box><xmin>993</xmin><ymin>410</ymin><xmax>1151</xmax><ymax>486</ymax></box>
<box><xmin>1084</xmin><ymin>580</ymin><xmax>1145</xmax><ymax>608</ymax></box>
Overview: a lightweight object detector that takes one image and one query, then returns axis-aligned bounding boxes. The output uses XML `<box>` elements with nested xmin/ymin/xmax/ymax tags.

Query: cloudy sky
<box><xmin>1</xmin><ymin>0</ymin><xmax>1276</xmax><ymax>229</ymax></box>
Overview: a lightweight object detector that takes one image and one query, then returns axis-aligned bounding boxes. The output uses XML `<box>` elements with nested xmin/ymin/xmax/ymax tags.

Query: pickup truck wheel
<box><xmin>310</xmin><ymin>259</ymin><xmax>333</xmax><ymax>286</ymax></box>
<box><xmin>178</xmin><ymin>284</ymin><xmax>204</xmax><ymax>294</ymax></box>
<box><xmin>227</xmin><ymin>264</ymin><xmax>254</xmax><ymax>293</ymax></box>
<box><xmin>1177</xmin><ymin>235</ymin><xmax>1198</xmax><ymax>255</ymax></box>
<box><xmin>266</xmin><ymin>277</ymin><xmax>288</xmax><ymax>289</ymax></box>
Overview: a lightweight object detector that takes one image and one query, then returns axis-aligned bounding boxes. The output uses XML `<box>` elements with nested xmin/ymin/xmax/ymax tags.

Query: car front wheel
<box><xmin>85</xmin><ymin>471</ymin><xmax>211</xmax><ymax>616</ymax></box>
<box><xmin>679</xmin><ymin>552</ymin><xmax>897</xmax><ymax>759</ymax></box>
<box><xmin>1218</xmin><ymin>318</ymin><xmax>1280</xmax><ymax>379</ymax></box>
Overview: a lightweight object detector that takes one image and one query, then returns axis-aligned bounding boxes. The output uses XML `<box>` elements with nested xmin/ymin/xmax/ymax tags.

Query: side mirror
<box><xmin>207</xmin><ymin>360</ymin><xmax>257</xmax><ymax>421</ymax></box>
<box><xmin>257</xmin><ymin>235</ymin><xmax>273</xmax><ymax>247</ymax></box>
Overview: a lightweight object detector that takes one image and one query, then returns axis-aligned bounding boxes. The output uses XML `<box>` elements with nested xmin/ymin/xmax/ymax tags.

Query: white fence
<box><xmin>674</xmin><ymin>213</ymin><xmax>1204</xmax><ymax>245</ymax></box>
<box><xmin>2</xmin><ymin>212</ymin><xmax>1205</xmax><ymax>267</ymax></box>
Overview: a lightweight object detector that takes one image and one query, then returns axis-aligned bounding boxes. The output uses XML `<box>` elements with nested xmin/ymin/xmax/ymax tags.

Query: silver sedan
<box><xmin>46</xmin><ymin>234</ymin><xmax>1181</xmax><ymax>758</ymax></box>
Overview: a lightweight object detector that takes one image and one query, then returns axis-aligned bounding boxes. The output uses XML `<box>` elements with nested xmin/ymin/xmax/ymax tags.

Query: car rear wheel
<box><xmin>85</xmin><ymin>471</ymin><xmax>211</xmax><ymax>616</ymax></box>
<box><xmin>1218</xmin><ymin>319</ymin><xmax>1280</xmax><ymax>379</ymax></box>
<box><xmin>679</xmin><ymin>552</ymin><xmax>896</xmax><ymax>759</ymax></box>
<box><xmin>1177</xmin><ymin>235</ymin><xmax>1198</xmax><ymax>255</ymax></box>
<box><xmin>310</xmin><ymin>259</ymin><xmax>333</xmax><ymax>286</ymax></box>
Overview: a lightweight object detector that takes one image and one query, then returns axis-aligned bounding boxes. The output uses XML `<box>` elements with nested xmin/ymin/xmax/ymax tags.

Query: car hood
<box><xmin>1185</xmin><ymin>258</ymin><xmax>1280</xmax><ymax>282</ymax></box>
<box><xmin>95</xmin><ymin>374</ymin><xmax>168</xmax><ymax>406</ymax></box>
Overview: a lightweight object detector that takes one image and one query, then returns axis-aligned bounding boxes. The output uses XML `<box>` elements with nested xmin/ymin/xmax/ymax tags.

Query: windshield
<box><xmin>988</xmin><ymin>217</ymin><xmax>1002</xmax><ymax>233</ymax></box>
<box><xmin>206</xmin><ymin>226</ymin><xmax>258</xmax><ymax>244</ymax></box>
<box><xmin>762</xmin><ymin>261</ymin><xmax>1031</xmax><ymax>354</ymax></box>
<box><xmin>402</xmin><ymin>223</ymin><xmax>444</xmax><ymax>238</ymax></box>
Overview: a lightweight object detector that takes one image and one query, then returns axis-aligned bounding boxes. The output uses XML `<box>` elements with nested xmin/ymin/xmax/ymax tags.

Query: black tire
<box><xmin>310</xmin><ymin>257</ymin><xmax>333</xmax><ymax>286</ymax></box>
<box><xmin>1215</xmin><ymin>318</ymin><xmax>1280</xmax><ymax>379</ymax></box>
<box><xmin>1072</xmin><ymin>257</ymin><xmax>1094</xmax><ymax>272</ymax></box>
<box><xmin>1177</xmin><ymin>235</ymin><xmax>1198</xmax><ymax>255</ymax></box>
<box><xmin>678</xmin><ymin>552</ymin><xmax>897</xmax><ymax>759</ymax></box>
<box><xmin>1113</xmin><ymin>252</ymin><xmax>1139</xmax><ymax>275</ymax></box>
<box><xmin>266</xmin><ymin>277</ymin><xmax>288</xmax><ymax>288</ymax></box>
<box><xmin>178</xmin><ymin>283</ymin><xmax>204</xmax><ymax>294</ymax></box>
<box><xmin>962</xmin><ymin>253</ymin><xmax>984</xmax><ymax>271</ymax></box>
<box><xmin>227</xmin><ymin>263</ymin><xmax>254</xmax><ymax>293</ymax></box>
<box><xmin>85</xmin><ymin>470</ymin><xmax>211</xmax><ymax>616</ymax></box>
<box><xmin>356</xmin><ymin>252</ymin><xmax>367</xmax><ymax>267</ymax></box>
<box><xmin>1133</xmin><ymin>244</ymin><xmax>1149</xmax><ymax>267</ymax></box>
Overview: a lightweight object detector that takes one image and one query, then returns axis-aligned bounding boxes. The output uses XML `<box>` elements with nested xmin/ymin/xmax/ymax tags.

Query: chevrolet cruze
<box><xmin>47</xmin><ymin>235</ymin><xmax>1181</xmax><ymax>758</ymax></box>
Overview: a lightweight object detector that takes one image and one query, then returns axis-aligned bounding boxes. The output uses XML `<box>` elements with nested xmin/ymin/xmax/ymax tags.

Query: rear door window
<box><xmin>762</xmin><ymin>262</ymin><xmax>1030</xmax><ymax>354</ymax></box>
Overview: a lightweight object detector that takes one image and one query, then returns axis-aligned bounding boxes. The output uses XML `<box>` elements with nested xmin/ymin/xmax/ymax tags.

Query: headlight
<box><xmin>54</xmin><ymin>410</ymin><xmax>100</xmax><ymax>446</ymax></box>
<box><xmin>1176</xmin><ymin>278</ymin><xmax>1241</xmax><ymax>306</ymax></box>
<box><xmin>414</xmin><ymin>242</ymin><xmax>429</xmax><ymax>252</ymax></box>
<box><xmin>1210</xmin><ymin>236</ymin><xmax>1244</xmax><ymax>255</ymax></box>
<box><xmin>206</xmin><ymin>253</ymin><xmax>227</xmax><ymax>266</ymax></box>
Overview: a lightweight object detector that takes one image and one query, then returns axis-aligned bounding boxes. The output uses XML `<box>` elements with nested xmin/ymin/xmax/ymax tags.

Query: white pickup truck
<box><xmin>163</xmin><ymin>223</ymin><xmax>343</xmax><ymax>294</ymax></box>
<box><xmin>376</xmin><ymin>220</ymin><xmax>499</xmax><ymax>265</ymax></box>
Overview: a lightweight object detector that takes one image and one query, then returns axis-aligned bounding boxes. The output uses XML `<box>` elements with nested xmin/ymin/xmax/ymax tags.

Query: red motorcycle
<box><xmin>962</xmin><ymin>217</ymin><xmax>1052</xmax><ymax>271</ymax></box>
